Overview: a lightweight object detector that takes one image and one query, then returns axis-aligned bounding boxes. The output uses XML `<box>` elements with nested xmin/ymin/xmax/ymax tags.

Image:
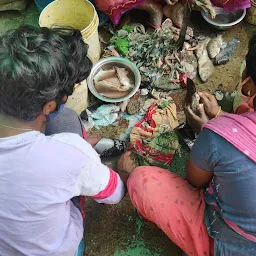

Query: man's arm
<box><xmin>73</xmin><ymin>153</ymin><xmax>126</xmax><ymax>204</ymax></box>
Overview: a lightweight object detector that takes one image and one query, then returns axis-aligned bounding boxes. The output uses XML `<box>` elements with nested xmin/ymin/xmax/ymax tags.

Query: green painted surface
<box><xmin>114</xmin><ymin>217</ymin><xmax>161</xmax><ymax>256</ymax></box>
<box><xmin>114</xmin><ymin>239</ymin><xmax>160</xmax><ymax>256</ymax></box>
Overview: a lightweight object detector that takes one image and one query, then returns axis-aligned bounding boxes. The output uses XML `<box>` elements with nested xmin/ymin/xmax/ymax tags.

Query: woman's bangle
<box><xmin>215</xmin><ymin>106</ymin><xmax>222</xmax><ymax>118</ymax></box>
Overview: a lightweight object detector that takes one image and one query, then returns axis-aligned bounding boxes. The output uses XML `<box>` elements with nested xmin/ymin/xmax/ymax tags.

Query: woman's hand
<box><xmin>199</xmin><ymin>92</ymin><xmax>221</xmax><ymax>119</ymax></box>
<box><xmin>117</xmin><ymin>151</ymin><xmax>137</xmax><ymax>184</ymax></box>
<box><xmin>117</xmin><ymin>151</ymin><xmax>136</xmax><ymax>174</ymax></box>
<box><xmin>86</xmin><ymin>132</ymin><xmax>102</xmax><ymax>147</ymax></box>
<box><xmin>185</xmin><ymin>104</ymin><xmax>209</xmax><ymax>134</ymax></box>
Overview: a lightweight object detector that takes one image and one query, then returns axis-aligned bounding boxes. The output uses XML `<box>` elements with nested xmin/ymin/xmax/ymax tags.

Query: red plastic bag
<box><xmin>94</xmin><ymin>0</ymin><xmax>147</xmax><ymax>25</ymax></box>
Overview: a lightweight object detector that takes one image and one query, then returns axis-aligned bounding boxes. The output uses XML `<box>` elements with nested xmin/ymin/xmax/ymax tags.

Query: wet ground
<box><xmin>0</xmin><ymin>2</ymin><xmax>255</xmax><ymax>255</ymax></box>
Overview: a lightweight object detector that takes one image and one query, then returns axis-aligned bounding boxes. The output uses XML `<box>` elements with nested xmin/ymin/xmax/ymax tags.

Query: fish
<box><xmin>115</xmin><ymin>67</ymin><xmax>132</xmax><ymax>88</ymax></box>
<box><xmin>195</xmin><ymin>38</ymin><xmax>210</xmax><ymax>59</ymax></box>
<box><xmin>198</xmin><ymin>48</ymin><xmax>215</xmax><ymax>82</ymax></box>
<box><xmin>215</xmin><ymin>38</ymin><xmax>240</xmax><ymax>65</ymax></box>
<box><xmin>94</xmin><ymin>69</ymin><xmax>116</xmax><ymax>81</ymax></box>
<box><xmin>207</xmin><ymin>35</ymin><xmax>223</xmax><ymax>59</ymax></box>
<box><xmin>194</xmin><ymin>0</ymin><xmax>216</xmax><ymax>19</ymax></box>
<box><xmin>94</xmin><ymin>67</ymin><xmax>134</xmax><ymax>99</ymax></box>
<box><xmin>181</xmin><ymin>61</ymin><xmax>197</xmax><ymax>80</ymax></box>
<box><xmin>196</xmin><ymin>39</ymin><xmax>214</xmax><ymax>82</ymax></box>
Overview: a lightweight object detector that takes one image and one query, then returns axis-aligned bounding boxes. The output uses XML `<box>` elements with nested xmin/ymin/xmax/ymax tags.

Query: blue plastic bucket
<box><xmin>34</xmin><ymin>0</ymin><xmax>54</xmax><ymax>12</ymax></box>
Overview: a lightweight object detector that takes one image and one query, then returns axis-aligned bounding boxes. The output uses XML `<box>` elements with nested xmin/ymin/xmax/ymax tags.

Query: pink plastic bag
<box><xmin>94</xmin><ymin>0</ymin><xmax>147</xmax><ymax>25</ymax></box>
<box><xmin>211</xmin><ymin>0</ymin><xmax>250</xmax><ymax>12</ymax></box>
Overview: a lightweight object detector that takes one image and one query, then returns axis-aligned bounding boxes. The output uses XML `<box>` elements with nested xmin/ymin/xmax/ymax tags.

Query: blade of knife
<box><xmin>185</xmin><ymin>78</ymin><xmax>196</xmax><ymax>107</ymax></box>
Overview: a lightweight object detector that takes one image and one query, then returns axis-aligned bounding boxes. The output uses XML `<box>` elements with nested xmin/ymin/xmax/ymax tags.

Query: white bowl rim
<box><xmin>201</xmin><ymin>9</ymin><xmax>246</xmax><ymax>27</ymax></box>
<box><xmin>87</xmin><ymin>57</ymin><xmax>141</xmax><ymax>103</ymax></box>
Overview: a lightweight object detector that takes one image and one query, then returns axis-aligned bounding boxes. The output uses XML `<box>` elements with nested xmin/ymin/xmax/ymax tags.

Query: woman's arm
<box><xmin>187</xmin><ymin>159</ymin><xmax>213</xmax><ymax>188</ymax></box>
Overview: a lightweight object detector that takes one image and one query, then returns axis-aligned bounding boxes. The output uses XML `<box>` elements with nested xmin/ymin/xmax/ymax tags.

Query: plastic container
<box><xmin>246</xmin><ymin>1</ymin><xmax>256</xmax><ymax>25</ymax></box>
<box><xmin>39</xmin><ymin>0</ymin><xmax>101</xmax><ymax>63</ymax></box>
<box><xmin>65</xmin><ymin>80</ymin><xmax>89</xmax><ymax>115</ymax></box>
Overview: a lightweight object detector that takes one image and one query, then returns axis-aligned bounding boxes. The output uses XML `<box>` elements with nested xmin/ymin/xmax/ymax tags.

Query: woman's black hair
<box><xmin>0</xmin><ymin>25</ymin><xmax>92</xmax><ymax>121</ymax></box>
<box><xmin>246</xmin><ymin>34</ymin><xmax>256</xmax><ymax>85</ymax></box>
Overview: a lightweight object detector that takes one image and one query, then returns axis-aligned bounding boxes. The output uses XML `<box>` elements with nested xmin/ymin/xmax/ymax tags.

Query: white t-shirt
<box><xmin>0</xmin><ymin>131</ymin><xmax>124</xmax><ymax>255</ymax></box>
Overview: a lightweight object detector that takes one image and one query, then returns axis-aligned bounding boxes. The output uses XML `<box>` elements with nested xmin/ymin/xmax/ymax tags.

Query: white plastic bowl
<box><xmin>87</xmin><ymin>57</ymin><xmax>141</xmax><ymax>103</ymax></box>
<box><xmin>201</xmin><ymin>8</ymin><xmax>246</xmax><ymax>30</ymax></box>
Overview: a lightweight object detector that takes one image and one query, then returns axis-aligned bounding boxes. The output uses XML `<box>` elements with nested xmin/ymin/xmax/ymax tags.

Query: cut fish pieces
<box><xmin>93</xmin><ymin>66</ymin><xmax>134</xmax><ymax>99</ymax></box>
<box><xmin>198</xmin><ymin>48</ymin><xmax>215</xmax><ymax>82</ymax></box>
<box><xmin>94</xmin><ymin>69</ymin><xmax>116</xmax><ymax>82</ymax></box>
<box><xmin>115</xmin><ymin>67</ymin><xmax>131</xmax><ymax>88</ymax></box>
<box><xmin>207</xmin><ymin>35</ymin><xmax>223</xmax><ymax>59</ymax></box>
<box><xmin>196</xmin><ymin>38</ymin><xmax>214</xmax><ymax>82</ymax></box>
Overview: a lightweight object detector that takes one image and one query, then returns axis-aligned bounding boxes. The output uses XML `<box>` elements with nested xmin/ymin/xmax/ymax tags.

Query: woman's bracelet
<box><xmin>215</xmin><ymin>106</ymin><xmax>222</xmax><ymax>118</ymax></box>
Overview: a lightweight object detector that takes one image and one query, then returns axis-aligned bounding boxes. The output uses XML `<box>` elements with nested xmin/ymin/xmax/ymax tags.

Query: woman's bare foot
<box><xmin>86</xmin><ymin>132</ymin><xmax>102</xmax><ymax>147</ymax></box>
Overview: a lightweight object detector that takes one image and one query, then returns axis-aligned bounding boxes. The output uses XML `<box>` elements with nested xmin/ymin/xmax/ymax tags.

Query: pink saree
<box><xmin>94</xmin><ymin>0</ymin><xmax>147</xmax><ymax>25</ymax></box>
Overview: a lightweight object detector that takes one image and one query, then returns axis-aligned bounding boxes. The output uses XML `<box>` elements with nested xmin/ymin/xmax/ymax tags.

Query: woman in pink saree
<box><xmin>125</xmin><ymin>34</ymin><xmax>256</xmax><ymax>255</ymax></box>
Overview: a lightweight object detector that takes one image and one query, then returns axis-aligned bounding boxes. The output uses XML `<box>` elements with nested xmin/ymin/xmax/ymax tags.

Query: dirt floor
<box><xmin>85</xmin><ymin>18</ymin><xmax>256</xmax><ymax>256</ymax></box>
<box><xmin>193</xmin><ymin>15</ymin><xmax>255</xmax><ymax>94</ymax></box>
<box><xmin>84</xmin><ymin>19</ymin><xmax>256</xmax><ymax>256</ymax></box>
<box><xmin>0</xmin><ymin>2</ymin><xmax>255</xmax><ymax>255</ymax></box>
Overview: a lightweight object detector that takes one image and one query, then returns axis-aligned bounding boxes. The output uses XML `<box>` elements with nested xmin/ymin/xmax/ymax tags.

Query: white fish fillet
<box><xmin>115</xmin><ymin>67</ymin><xmax>133</xmax><ymax>88</ymax></box>
<box><xmin>93</xmin><ymin>67</ymin><xmax>134</xmax><ymax>99</ymax></box>
<box><xmin>207</xmin><ymin>35</ymin><xmax>223</xmax><ymax>59</ymax></box>
<box><xmin>94</xmin><ymin>69</ymin><xmax>116</xmax><ymax>82</ymax></box>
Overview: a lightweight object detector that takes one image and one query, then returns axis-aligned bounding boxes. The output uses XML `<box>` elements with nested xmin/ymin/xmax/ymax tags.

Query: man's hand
<box><xmin>185</xmin><ymin>104</ymin><xmax>209</xmax><ymax>133</ymax></box>
<box><xmin>199</xmin><ymin>92</ymin><xmax>221</xmax><ymax>119</ymax></box>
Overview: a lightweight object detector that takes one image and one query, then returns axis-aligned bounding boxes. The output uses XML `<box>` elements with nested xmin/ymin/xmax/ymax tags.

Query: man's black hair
<box><xmin>0</xmin><ymin>25</ymin><xmax>92</xmax><ymax>121</ymax></box>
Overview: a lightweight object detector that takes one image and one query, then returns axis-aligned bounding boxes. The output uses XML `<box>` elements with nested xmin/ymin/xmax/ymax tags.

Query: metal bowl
<box><xmin>201</xmin><ymin>8</ymin><xmax>246</xmax><ymax>30</ymax></box>
<box><xmin>87</xmin><ymin>57</ymin><xmax>141</xmax><ymax>103</ymax></box>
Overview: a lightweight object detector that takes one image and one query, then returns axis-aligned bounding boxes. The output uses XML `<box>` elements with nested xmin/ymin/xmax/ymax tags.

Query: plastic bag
<box><xmin>211</xmin><ymin>0</ymin><xmax>250</xmax><ymax>12</ymax></box>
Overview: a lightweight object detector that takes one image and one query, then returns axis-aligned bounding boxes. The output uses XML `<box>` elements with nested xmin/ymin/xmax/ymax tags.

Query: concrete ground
<box><xmin>0</xmin><ymin>2</ymin><xmax>255</xmax><ymax>255</ymax></box>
